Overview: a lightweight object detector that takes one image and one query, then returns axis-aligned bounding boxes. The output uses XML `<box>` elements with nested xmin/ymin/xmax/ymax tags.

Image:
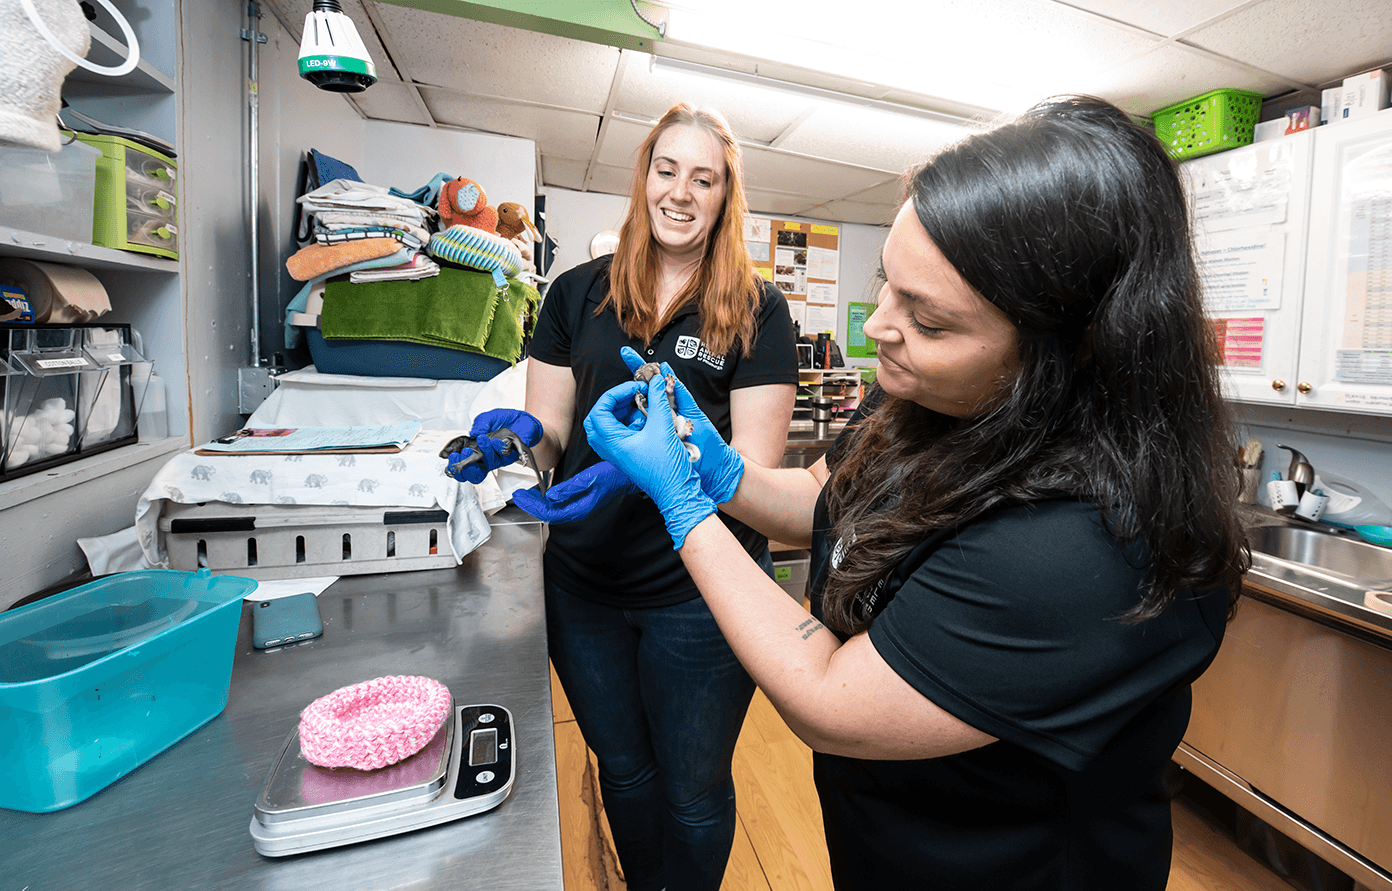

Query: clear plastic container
<box><xmin>0</xmin><ymin>568</ymin><xmax>257</xmax><ymax>812</ymax></box>
<box><xmin>0</xmin><ymin>139</ymin><xmax>100</xmax><ymax>242</ymax></box>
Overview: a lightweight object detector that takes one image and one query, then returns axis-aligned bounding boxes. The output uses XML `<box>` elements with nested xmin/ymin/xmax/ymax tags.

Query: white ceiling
<box><xmin>263</xmin><ymin>0</ymin><xmax>1392</xmax><ymax>226</ymax></box>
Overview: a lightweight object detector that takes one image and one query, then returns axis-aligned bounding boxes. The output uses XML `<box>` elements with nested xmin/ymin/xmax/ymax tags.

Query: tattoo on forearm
<box><xmin>795</xmin><ymin>617</ymin><xmax>824</xmax><ymax>640</ymax></box>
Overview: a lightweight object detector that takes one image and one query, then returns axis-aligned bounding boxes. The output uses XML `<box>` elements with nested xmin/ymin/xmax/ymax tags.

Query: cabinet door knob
<box><xmin>1297</xmin><ymin>381</ymin><xmax>1313</xmax><ymax>394</ymax></box>
<box><xmin>1271</xmin><ymin>379</ymin><xmax>1286</xmax><ymax>392</ymax></box>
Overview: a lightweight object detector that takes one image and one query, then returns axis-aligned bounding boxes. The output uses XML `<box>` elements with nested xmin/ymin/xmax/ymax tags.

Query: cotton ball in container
<box><xmin>6</xmin><ymin>445</ymin><xmax>34</xmax><ymax>468</ymax></box>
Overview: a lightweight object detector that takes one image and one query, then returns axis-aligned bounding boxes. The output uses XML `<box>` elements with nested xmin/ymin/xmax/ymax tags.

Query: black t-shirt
<box><xmin>807</xmin><ymin>404</ymin><xmax>1229</xmax><ymax>890</ymax></box>
<box><xmin>528</xmin><ymin>255</ymin><xmax>798</xmax><ymax>607</ymax></box>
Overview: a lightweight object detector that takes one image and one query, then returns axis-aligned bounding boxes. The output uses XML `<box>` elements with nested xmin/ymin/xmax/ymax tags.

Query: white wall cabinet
<box><xmin>1185</xmin><ymin>130</ymin><xmax>1315</xmax><ymax>407</ymax></box>
<box><xmin>1191</xmin><ymin>111</ymin><xmax>1392</xmax><ymax>417</ymax></box>
<box><xmin>1297</xmin><ymin>110</ymin><xmax>1392</xmax><ymax>415</ymax></box>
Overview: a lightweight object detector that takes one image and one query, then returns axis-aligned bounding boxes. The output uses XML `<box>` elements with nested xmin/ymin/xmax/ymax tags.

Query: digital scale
<box><xmin>250</xmin><ymin>702</ymin><xmax>514</xmax><ymax>857</ymax></box>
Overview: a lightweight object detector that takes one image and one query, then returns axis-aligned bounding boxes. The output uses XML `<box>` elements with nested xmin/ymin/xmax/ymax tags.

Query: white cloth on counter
<box><xmin>131</xmin><ymin>428</ymin><xmax>492</xmax><ymax>569</ymax></box>
<box><xmin>78</xmin><ymin>362</ymin><xmax>537</xmax><ymax>577</ymax></box>
<box><xmin>250</xmin><ymin>362</ymin><xmax>537</xmax><ymax>509</ymax></box>
<box><xmin>78</xmin><ymin>524</ymin><xmax>151</xmax><ymax>575</ymax></box>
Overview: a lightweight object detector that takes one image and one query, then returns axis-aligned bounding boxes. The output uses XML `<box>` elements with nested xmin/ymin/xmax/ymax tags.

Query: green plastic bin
<box><xmin>1151</xmin><ymin>88</ymin><xmax>1263</xmax><ymax>161</ymax></box>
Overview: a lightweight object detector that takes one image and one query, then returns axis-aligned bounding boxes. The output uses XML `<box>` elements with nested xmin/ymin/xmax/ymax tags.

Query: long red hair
<box><xmin>601</xmin><ymin>103</ymin><xmax>762</xmax><ymax>356</ymax></box>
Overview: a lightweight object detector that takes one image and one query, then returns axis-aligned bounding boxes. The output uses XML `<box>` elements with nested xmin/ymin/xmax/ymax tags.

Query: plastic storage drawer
<box><xmin>73</xmin><ymin>133</ymin><xmax>178</xmax><ymax>259</ymax></box>
<box><xmin>0</xmin><ymin>569</ymin><xmax>257</xmax><ymax>812</ymax></box>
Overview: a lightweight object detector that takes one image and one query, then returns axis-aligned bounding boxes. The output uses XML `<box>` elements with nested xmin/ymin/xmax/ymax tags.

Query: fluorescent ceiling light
<box><xmin>661</xmin><ymin>2</ymin><xmax>1049</xmax><ymax>114</ymax></box>
<box><xmin>648</xmin><ymin>55</ymin><xmax>980</xmax><ymax>127</ymax></box>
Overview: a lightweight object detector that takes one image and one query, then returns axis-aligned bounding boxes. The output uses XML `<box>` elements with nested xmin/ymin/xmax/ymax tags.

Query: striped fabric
<box><xmin>427</xmin><ymin>224</ymin><xmax>522</xmax><ymax>289</ymax></box>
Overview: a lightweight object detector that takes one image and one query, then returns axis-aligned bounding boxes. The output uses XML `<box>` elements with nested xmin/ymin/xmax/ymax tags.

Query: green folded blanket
<box><xmin>320</xmin><ymin>266</ymin><xmax>538</xmax><ymax>364</ymax></box>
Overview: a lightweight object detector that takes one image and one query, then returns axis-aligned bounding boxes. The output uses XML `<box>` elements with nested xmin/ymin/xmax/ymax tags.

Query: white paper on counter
<box><xmin>244</xmin><ymin>576</ymin><xmax>339</xmax><ymax>601</ymax></box>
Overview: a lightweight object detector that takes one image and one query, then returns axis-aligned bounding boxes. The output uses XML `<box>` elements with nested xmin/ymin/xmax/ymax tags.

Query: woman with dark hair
<box><xmin>583</xmin><ymin>96</ymin><xmax>1250</xmax><ymax>890</ymax></box>
<box><xmin>449</xmin><ymin>103</ymin><xmax>797</xmax><ymax>890</ymax></box>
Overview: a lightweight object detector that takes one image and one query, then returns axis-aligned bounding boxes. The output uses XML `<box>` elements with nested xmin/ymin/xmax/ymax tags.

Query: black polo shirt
<box><xmin>805</xmin><ymin>403</ymin><xmax>1229</xmax><ymax>890</ymax></box>
<box><xmin>528</xmin><ymin>255</ymin><xmax>798</xmax><ymax>607</ymax></box>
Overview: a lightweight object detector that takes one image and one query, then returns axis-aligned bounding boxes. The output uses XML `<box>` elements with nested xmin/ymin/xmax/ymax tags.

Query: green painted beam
<box><xmin>374</xmin><ymin>0</ymin><xmax>667</xmax><ymax>53</ymax></box>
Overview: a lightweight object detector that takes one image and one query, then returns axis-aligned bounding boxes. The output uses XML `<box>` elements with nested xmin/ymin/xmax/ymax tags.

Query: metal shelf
<box><xmin>65</xmin><ymin>23</ymin><xmax>176</xmax><ymax>94</ymax></box>
<box><xmin>0</xmin><ymin>227</ymin><xmax>178</xmax><ymax>273</ymax></box>
<box><xmin>0</xmin><ymin>435</ymin><xmax>186</xmax><ymax>511</ymax></box>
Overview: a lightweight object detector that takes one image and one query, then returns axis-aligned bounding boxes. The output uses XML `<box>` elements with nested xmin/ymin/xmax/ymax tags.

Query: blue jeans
<box><xmin>546</xmin><ymin>551</ymin><xmax>772</xmax><ymax>891</ymax></box>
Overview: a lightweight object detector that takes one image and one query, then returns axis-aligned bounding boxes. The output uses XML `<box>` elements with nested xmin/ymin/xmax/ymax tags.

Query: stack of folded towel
<box><xmin>290</xmin><ymin>178</ymin><xmax>440</xmax><ymax>284</ymax></box>
<box><xmin>282</xmin><ymin>170</ymin><xmax>539</xmax><ymax>379</ymax></box>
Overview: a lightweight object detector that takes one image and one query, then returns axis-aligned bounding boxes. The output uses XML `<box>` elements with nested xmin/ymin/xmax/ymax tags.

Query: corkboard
<box><xmin>743</xmin><ymin>215</ymin><xmax>840</xmax><ymax>335</ymax></box>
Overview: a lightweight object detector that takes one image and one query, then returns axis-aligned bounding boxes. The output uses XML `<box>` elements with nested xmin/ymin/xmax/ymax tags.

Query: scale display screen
<box><xmin>469</xmin><ymin>728</ymin><xmax>498</xmax><ymax>766</ymax></box>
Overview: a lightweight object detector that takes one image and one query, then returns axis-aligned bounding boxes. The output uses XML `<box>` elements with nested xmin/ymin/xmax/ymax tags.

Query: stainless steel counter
<box><xmin>1238</xmin><ymin>506</ymin><xmax>1392</xmax><ymax>646</ymax></box>
<box><xmin>1178</xmin><ymin>508</ymin><xmax>1392</xmax><ymax>890</ymax></box>
<box><xmin>1</xmin><ymin>513</ymin><xmax>561</xmax><ymax>891</ymax></box>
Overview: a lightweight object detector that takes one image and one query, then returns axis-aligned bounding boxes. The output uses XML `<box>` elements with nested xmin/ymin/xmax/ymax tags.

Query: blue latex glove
<box><xmin>446</xmin><ymin>408</ymin><xmax>544</xmax><ymax>484</ymax></box>
<box><xmin>658</xmin><ymin>362</ymin><xmax>744</xmax><ymax>503</ymax></box>
<box><xmin>618</xmin><ymin>347</ymin><xmax>744</xmax><ymax>503</ymax></box>
<box><xmin>585</xmin><ymin>375</ymin><xmax>716</xmax><ymax>549</ymax></box>
<box><xmin>511</xmin><ymin>460</ymin><xmax>639</xmax><ymax>524</ymax></box>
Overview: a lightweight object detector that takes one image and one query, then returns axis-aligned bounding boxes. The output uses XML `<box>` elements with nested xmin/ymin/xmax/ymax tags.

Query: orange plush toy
<box><xmin>439</xmin><ymin>177</ymin><xmax>498</xmax><ymax>233</ymax></box>
<box><xmin>496</xmin><ymin>202</ymin><xmax>541</xmax><ymax>242</ymax></box>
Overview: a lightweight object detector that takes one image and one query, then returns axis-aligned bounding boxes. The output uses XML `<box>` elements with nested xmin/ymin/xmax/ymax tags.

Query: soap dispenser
<box><xmin>1278</xmin><ymin>444</ymin><xmax>1315</xmax><ymax>497</ymax></box>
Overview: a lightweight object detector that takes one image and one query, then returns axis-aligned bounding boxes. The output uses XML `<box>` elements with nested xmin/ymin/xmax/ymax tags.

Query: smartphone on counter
<box><xmin>252</xmin><ymin>592</ymin><xmax>324</xmax><ymax>649</ymax></box>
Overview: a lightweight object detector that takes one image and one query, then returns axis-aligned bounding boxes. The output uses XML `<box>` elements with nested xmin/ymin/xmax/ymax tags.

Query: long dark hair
<box><xmin>602</xmin><ymin>103</ymin><xmax>762</xmax><ymax>357</ymax></box>
<box><xmin>822</xmin><ymin>95</ymin><xmax>1249</xmax><ymax>635</ymax></box>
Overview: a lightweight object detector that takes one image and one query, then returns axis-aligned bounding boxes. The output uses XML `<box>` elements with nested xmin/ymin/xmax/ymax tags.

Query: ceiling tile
<box><xmin>370</xmin><ymin>3</ymin><xmax>620</xmax><ymax>111</ymax></box>
<box><xmin>846</xmin><ymin>178</ymin><xmax>911</xmax><ymax>206</ymax></box>
<box><xmin>541</xmin><ymin>155</ymin><xmax>588</xmax><ymax>191</ymax></box>
<box><xmin>346</xmin><ymin>80</ymin><xmax>433</xmax><ymax>126</ymax></box>
<box><xmin>742</xmin><ymin>148</ymin><xmax>894</xmax><ymax>202</ymax></box>
<box><xmin>418</xmin><ymin>87</ymin><xmax>600</xmax><ymax>159</ymax></box>
<box><xmin>614</xmin><ymin>53</ymin><xmax>817</xmax><ymax>144</ymax></box>
<box><xmin>1055</xmin><ymin>0</ymin><xmax>1251</xmax><ymax>37</ymax></box>
<box><xmin>594</xmin><ymin>117</ymin><xmax>654</xmax><ymax>169</ymax></box>
<box><xmin>1082</xmin><ymin>44</ymin><xmax>1292</xmax><ymax>117</ymax></box>
<box><xmin>817</xmin><ymin>196</ymin><xmax>899</xmax><ymax>227</ymax></box>
<box><xmin>1183</xmin><ymin>0</ymin><xmax>1392</xmax><ymax>88</ymax></box>
<box><xmin>744</xmin><ymin>189</ymin><xmax>826</xmax><ymax>219</ymax></box>
<box><xmin>775</xmin><ymin>106</ymin><xmax>970</xmax><ymax>174</ymax></box>
<box><xmin>586</xmin><ymin>163</ymin><xmax>637</xmax><ymax>196</ymax></box>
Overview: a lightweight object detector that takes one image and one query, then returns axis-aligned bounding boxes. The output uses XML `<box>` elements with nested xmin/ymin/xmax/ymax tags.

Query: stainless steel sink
<box><xmin>1248</xmin><ymin>524</ymin><xmax>1392</xmax><ymax>592</ymax></box>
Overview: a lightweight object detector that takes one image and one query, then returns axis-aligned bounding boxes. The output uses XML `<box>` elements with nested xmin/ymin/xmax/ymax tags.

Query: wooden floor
<box><xmin>552</xmin><ymin>664</ymin><xmax>1297</xmax><ymax>891</ymax></box>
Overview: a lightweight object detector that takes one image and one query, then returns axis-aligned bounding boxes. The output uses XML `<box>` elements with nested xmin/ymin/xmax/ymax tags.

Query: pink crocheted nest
<box><xmin>299</xmin><ymin>675</ymin><xmax>452</xmax><ymax>770</ymax></box>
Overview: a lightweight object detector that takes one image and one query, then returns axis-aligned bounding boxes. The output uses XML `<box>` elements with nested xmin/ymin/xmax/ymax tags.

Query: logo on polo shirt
<box><xmin>674</xmin><ymin>335</ymin><xmax>725</xmax><ymax>370</ymax></box>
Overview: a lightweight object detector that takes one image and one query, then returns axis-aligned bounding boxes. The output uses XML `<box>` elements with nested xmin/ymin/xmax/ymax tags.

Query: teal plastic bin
<box><xmin>0</xmin><ymin>569</ymin><xmax>257</xmax><ymax>812</ymax></box>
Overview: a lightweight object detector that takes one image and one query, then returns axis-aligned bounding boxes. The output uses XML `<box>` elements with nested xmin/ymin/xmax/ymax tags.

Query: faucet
<box><xmin>1278</xmin><ymin>444</ymin><xmax>1315</xmax><ymax>497</ymax></box>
